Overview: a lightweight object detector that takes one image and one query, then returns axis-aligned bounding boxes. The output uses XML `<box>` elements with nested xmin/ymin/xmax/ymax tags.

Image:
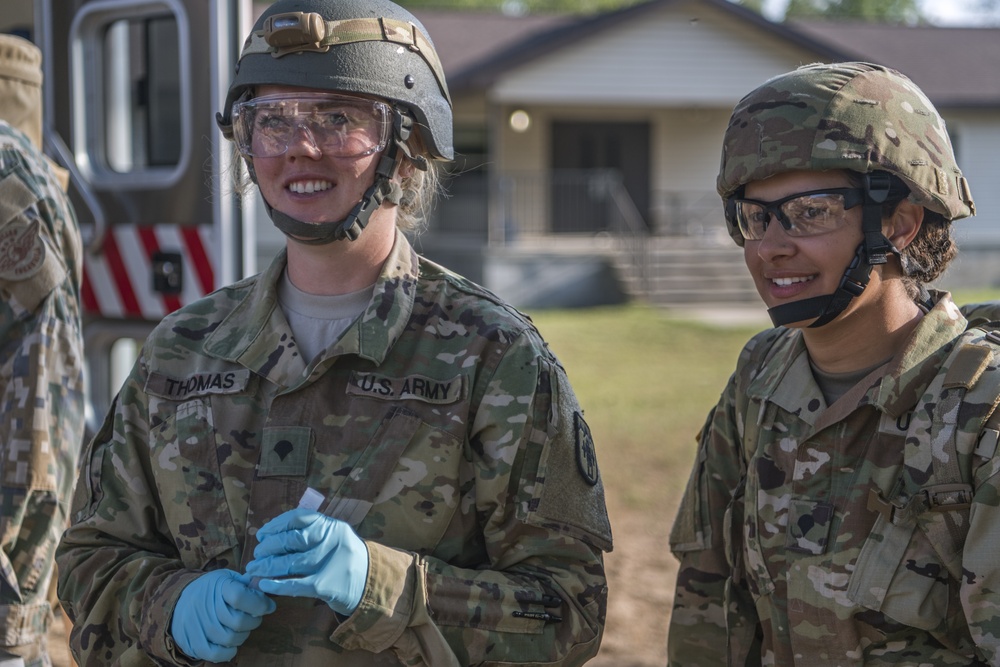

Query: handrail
<box><xmin>487</xmin><ymin>168</ymin><xmax>653</xmax><ymax>296</ymax></box>
<box><xmin>45</xmin><ymin>130</ymin><xmax>109</xmax><ymax>255</ymax></box>
<box><xmin>604</xmin><ymin>173</ymin><xmax>651</xmax><ymax>296</ymax></box>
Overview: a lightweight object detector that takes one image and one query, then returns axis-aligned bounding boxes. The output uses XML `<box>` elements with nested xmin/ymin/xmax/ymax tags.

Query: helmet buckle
<box><xmin>263</xmin><ymin>12</ymin><xmax>330</xmax><ymax>57</ymax></box>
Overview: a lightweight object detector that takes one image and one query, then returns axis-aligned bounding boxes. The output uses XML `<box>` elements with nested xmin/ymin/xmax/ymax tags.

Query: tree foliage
<box><xmin>397</xmin><ymin>0</ymin><xmax>645</xmax><ymax>13</ymax></box>
<box><xmin>398</xmin><ymin>0</ymin><xmax>999</xmax><ymax>24</ymax></box>
<box><xmin>738</xmin><ymin>0</ymin><xmax>766</xmax><ymax>14</ymax></box>
<box><xmin>783</xmin><ymin>0</ymin><xmax>921</xmax><ymax>22</ymax></box>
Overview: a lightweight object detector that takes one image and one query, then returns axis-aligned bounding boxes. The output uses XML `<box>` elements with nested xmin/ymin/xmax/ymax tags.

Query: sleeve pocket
<box><xmin>670</xmin><ymin>442</ymin><xmax>711</xmax><ymax>554</ymax></box>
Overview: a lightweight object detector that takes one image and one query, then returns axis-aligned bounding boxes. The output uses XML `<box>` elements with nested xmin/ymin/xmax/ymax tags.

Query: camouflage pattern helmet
<box><xmin>219</xmin><ymin>0</ymin><xmax>453</xmax><ymax>160</ymax></box>
<box><xmin>718</xmin><ymin>62</ymin><xmax>975</xmax><ymax>245</ymax></box>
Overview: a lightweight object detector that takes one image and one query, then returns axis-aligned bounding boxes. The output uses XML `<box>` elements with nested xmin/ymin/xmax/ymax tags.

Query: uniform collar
<box><xmin>874</xmin><ymin>293</ymin><xmax>967</xmax><ymax>416</ymax></box>
<box><xmin>320</xmin><ymin>229</ymin><xmax>418</xmax><ymax>366</ymax></box>
<box><xmin>747</xmin><ymin>293</ymin><xmax>968</xmax><ymax>427</ymax></box>
<box><xmin>205</xmin><ymin>230</ymin><xmax>419</xmax><ymax>385</ymax></box>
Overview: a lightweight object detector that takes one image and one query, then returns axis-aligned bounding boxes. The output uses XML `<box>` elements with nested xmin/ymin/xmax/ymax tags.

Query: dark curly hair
<box><xmin>848</xmin><ymin>171</ymin><xmax>957</xmax><ymax>299</ymax></box>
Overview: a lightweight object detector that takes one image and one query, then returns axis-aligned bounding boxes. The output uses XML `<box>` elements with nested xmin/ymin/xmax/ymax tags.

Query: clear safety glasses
<box><xmin>731</xmin><ymin>188</ymin><xmax>866</xmax><ymax>241</ymax></box>
<box><xmin>231</xmin><ymin>93</ymin><xmax>392</xmax><ymax>159</ymax></box>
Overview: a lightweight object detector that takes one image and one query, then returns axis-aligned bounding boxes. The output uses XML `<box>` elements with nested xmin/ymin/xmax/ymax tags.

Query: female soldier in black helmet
<box><xmin>666</xmin><ymin>62</ymin><xmax>1000</xmax><ymax>666</ymax></box>
<box><xmin>56</xmin><ymin>1</ymin><xmax>612</xmax><ymax>665</ymax></box>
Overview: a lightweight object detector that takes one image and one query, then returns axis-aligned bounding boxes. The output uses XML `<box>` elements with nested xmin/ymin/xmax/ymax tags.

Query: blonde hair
<box><xmin>395</xmin><ymin>125</ymin><xmax>442</xmax><ymax>234</ymax></box>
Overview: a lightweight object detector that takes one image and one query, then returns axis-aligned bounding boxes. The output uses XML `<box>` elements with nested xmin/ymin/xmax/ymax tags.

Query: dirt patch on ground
<box><xmin>588</xmin><ymin>496</ymin><xmax>675</xmax><ymax>666</ymax></box>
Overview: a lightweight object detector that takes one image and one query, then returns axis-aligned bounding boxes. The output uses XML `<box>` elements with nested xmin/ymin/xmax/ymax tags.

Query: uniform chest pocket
<box><xmin>337</xmin><ymin>406</ymin><xmax>463</xmax><ymax>555</ymax></box>
<box><xmin>150</xmin><ymin>397</ymin><xmax>239</xmax><ymax>569</ymax></box>
<box><xmin>847</xmin><ymin>504</ymin><xmax>960</xmax><ymax>632</ymax></box>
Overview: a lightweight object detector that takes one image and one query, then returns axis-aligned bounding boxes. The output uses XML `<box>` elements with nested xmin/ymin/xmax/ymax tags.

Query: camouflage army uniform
<box><xmin>0</xmin><ymin>35</ymin><xmax>85</xmax><ymax>667</ymax></box>
<box><xmin>57</xmin><ymin>230</ymin><xmax>612</xmax><ymax>666</ymax></box>
<box><xmin>668</xmin><ymin>292</ymin><xmax>1000</xmax><ymax>665</ymax></box>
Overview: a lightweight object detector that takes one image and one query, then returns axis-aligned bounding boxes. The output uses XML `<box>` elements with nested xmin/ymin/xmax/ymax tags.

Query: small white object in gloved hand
<box><xmin>248</xmin><ymin>487</ymin><xmax>326</xmax><ymax>590</ymax></box>
<box><xmin>297</xmin><ymin>487</ymin><xmax>325</xmax><ymax>511</ymax></box>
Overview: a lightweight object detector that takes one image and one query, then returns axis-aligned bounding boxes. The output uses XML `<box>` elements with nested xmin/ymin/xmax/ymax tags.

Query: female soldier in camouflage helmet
<box><xmin>667</xmin><ymin>62</ymin><xmax>1000</xmax><ymax>665</ymax></box>
<box><xmin>56</xmin><ymin>0</ymin><xmax>612</xmax><ymax>665</ymax></box>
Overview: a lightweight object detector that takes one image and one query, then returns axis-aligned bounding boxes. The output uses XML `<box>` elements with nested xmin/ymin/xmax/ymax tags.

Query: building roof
<box><xmin>417</xmin><ymin>0</ymin><xmax>852</xmax><ymax>91</ymax></box>
<box><xmin>411</xmin><ymin>10</ymin><xmax>579</xmax><ymax>80</ymax></box>
<box><xmin>791</xmin><ymin>21</ymin><xmax>1000</xmax><ymax>107</ymax></box>
<box><xmin>253</xmin><ymin>1</ymin><xmax>1000</xmax><ymax>108</ymax></box>
<box><xmin>416</xmin><ymin>0</ymin><xmax>1000</xmax><ymax>107</ymax></box>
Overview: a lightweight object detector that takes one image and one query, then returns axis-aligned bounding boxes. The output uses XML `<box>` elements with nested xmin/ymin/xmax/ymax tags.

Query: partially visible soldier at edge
<box><xmin>0</xmin><ymin>34</ymin><xmax>86</xmax><ymax>667</ymax></box>
<box><xmin>668</xmin><ymin>62</ymin><xmax>1000</xmax><ymax>665</ymax></box>
<box><xmin>55</xmin><ymin>0</ymin><xmax>612</xmax><ymax>665</ymax></box>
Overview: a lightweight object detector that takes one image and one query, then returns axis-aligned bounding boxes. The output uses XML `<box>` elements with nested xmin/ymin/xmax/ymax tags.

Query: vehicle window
<box><xmin>102</xmin><ymin>14</ymin><xmax>181</xmax><ymax>171</ymax></box>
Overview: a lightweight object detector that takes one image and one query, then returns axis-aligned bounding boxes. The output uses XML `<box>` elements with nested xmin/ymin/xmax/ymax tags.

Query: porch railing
<box><xmin>489</xmin><ymin>169</ymin><xmax>652</xmax><ymax>292</ymax></box>
<box><xmin>485</xmin><ymin>170</ymin><xmax>725</xmax><ymax>240</ymax></box>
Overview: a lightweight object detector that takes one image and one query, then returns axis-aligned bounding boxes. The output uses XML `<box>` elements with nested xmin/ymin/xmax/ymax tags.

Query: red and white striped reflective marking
<box><xmin>82</xmin><ymin>225</ymin><xmax>216</xmax><ymax>319</ymax></box>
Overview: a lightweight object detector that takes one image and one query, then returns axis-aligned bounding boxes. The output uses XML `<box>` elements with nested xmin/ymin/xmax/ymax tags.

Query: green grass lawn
<box><xmin>527</xmin><ymin>293</ymin><xmax>1000</xmax><ymax>512</ymax></box>
<box><xmin>951</xmin><ymin>288</ymin><xmax>1000</xmax><ymax>306</ymax></box>
<box><xmin>527</xmin><ymin>304</ymin><xmax>763</xmax><ymax>511</ymax></box>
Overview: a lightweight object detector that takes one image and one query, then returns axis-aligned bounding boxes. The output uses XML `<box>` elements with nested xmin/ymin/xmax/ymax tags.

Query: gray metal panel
<box><xmin>43</xmin><ymin>0</ymin><xmax>234</xmax><ymax>230</ymax></box>
<box><xmin>41</xmin><ymin>0</ymin><xmax>250</xmax><ymax>283</ymax></box>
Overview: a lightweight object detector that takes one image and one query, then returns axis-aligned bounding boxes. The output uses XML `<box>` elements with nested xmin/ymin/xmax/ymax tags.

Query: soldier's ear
<box><xmin>884</xmin><ymin>200</ymin><xmax>923</xmax><ymax>251</ymax></box>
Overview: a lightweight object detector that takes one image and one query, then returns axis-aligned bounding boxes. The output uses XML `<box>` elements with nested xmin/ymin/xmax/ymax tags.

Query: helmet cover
<box><xmin>220</xmin><ymin>0</ymin><xmax>453</xmax><ymax>160</ymax></box>
<box><xmin>718</xmin><ymin>61</ymin><xmax>974</xmax><ymax>245</ymax></box>
<box><xmin>0</xmin><ymin>34</ymin><xmax>42</xmax><ymax>150</ymax></box>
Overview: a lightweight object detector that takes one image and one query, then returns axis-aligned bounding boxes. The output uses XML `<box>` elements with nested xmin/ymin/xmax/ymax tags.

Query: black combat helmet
<box><xmin>217</xmin><ymin>0</ymin><xmax>453</xmax><ymax>244</ymax></box>
<box><xmin>219</xmin><ymin>0</ymin><xmax>452</xmax><ymax>160</ymax></box>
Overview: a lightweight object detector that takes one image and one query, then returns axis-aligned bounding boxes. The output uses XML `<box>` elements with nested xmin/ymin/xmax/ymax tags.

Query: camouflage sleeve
<box><xmin>331</xmin><ymin>328</ymin><xmax>613</xmax><ymax>666</ymax></box>
<box><xmin>962</xmin><ymin>449</ymin><xmax>1000</xmax><ymax>661</ymax></box>
<box><xmin>0</xmin><ymin>145</ymin><xmax>85</xmax><ymax>641</ymax></box>
<box><xmin>667</xmin><ymin>368</ymin><xmax>757</xmax><ymax>666</ymax></box>
<box><xmin>55</xmin><ymin>356</ymin><xmax>201</xmax><ymax>666</ymax></box>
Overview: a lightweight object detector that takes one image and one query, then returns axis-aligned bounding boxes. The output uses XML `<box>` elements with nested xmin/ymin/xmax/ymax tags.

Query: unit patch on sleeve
<box><xmin>0</xmin><ymin>219</ymin><xmax>45</xmax><ymax>281</ymax></box>
<box><xmin>575</xmin><ymin>412</ymin><xmax>599</xmax><ymax>486</ymax></box>
<box><xmin>348</xmin><ymin>371</ymin><xmax>464</xmax><ymax>404</ymax></box>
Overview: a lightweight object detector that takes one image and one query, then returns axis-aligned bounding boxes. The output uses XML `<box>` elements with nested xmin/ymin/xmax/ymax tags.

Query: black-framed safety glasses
<box><xmin>731</xmin><ymin>188</ymin><xmax>867</xmax><ymax>241</ymax></box>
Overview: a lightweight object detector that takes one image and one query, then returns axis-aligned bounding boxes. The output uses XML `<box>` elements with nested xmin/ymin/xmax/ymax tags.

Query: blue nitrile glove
<box><xmin>245</xmin><ymin>508</ymin><xmax>370</xmax><ymax>616</ymax></box>
<box><xmin>170</xmin><ymin>569</ymin><xmax>276</xmax><ymax>663</ymax></box>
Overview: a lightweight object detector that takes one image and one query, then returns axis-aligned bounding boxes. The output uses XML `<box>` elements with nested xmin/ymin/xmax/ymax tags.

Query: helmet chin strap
<box><xmin>766</xmin><ymin>172</ymin><xmax>897</xmax><ymax>328</ymax></box>
<box><xmin>257</xmin><ymin>108</ymin><xmax>424</xmax><ymax>245</ymax></box>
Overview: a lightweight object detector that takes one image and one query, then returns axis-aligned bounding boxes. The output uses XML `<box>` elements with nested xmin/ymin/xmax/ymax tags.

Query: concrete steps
<box><xmin>613</xmin><ymin>237</ymin><xmax>763</xmax><ymax>307</ymax></box>
<box><xmin>416</xmin><ymin>232</ymin><xmax>763</xmax><ymax>309</ymax></box>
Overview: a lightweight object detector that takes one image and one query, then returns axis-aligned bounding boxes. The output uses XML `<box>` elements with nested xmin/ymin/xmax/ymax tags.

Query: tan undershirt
<box><xmin>810</xmin><ymin>356</ymin><xmax>893</xmax><ymax>406</ymax></box>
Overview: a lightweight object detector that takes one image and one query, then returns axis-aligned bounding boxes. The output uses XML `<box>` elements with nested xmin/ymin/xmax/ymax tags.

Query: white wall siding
<box><xmin>652</xmin><ymin>107</ymin><xmax>729</xmax><ymax>190</ymax></box>
<box><xmin>935</xmin><ymin>109</ymin><xmax>1000</xmax><ymax>290</ymax></box>
<box><xmin>487</xmin><ymin>102</ymin><xmax>732</xmax><ymax>236</ymax></box>
<box><xmin>492</xmin><ymin>0</ymin><xmax>820</xmax><ymax>106</ymax></box>
<box><xmin>945</xmin><ymin>110</ymin><xmax>1000</xmax><ymax>246</ymax></box>
<box><xmin>651</xmin><ymin>107</ymin><xmax>731</xmax><ymax>236</ymax></box>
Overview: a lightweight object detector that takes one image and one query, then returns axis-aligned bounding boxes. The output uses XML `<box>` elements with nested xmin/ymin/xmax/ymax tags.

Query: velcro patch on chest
<box><xmin>348</xmin><ymin>371</ymin><xmax>464</xmax><ymax>404</ymax></box>
<box><xmin>146</xmin><ymin>369</ymin><xmax>252</xmax><ymax>399</ymax></box>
